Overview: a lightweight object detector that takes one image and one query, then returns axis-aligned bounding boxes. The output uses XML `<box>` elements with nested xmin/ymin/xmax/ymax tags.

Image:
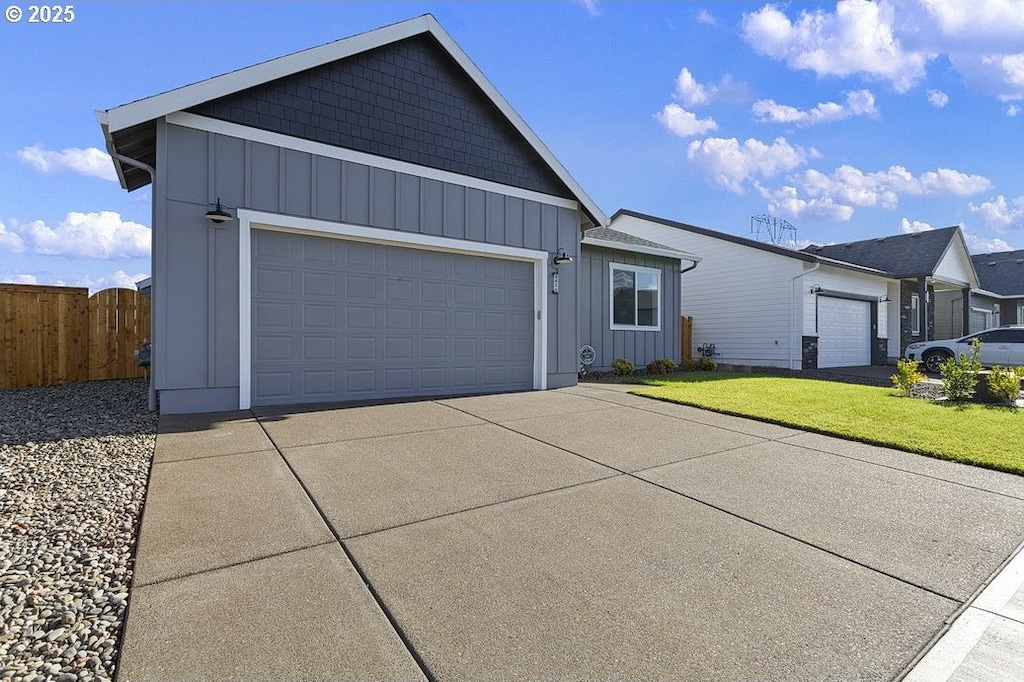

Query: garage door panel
<box><xmin>252</xmin><ymin>230</ymin><xmax>535</xmax><ymax>406</ymax></box>
<box><xmin>818</xmin><ymin>297</ymin><xmax>871</xmax><ymax>368</ymax></box>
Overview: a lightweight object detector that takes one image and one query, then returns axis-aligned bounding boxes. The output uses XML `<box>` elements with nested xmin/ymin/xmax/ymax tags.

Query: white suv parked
<box><xmin>905</xmin><ymin>326</ymin><xmax>1024</xmax><ymax>373</ymax></box>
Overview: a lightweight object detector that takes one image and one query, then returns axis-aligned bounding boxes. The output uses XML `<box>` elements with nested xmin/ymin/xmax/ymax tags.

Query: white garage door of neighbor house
<box><xmin>817</xmin><ymin>296</ymin><xmax>871</xmax><ymax>368</ymax></box>
<box><xmin>250</xmin><ymin>230</ymin><xmax>536</xmax><ymax>407</ymax></box>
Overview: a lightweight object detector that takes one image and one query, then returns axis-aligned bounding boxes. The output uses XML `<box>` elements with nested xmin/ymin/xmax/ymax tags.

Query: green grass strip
<box><xmin>632</xmin><ymin>372</ymin><xmax>1023</xmax><ymax>476</ymax></box>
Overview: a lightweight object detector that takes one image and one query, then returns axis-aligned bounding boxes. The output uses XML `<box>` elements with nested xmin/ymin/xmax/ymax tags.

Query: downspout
<box><xmin>680</xmin><ymin>260</ymin><xmax>698</xmax><ymax>275</ymax></box>
<box><xmin>105</xmin><ymin>143</ymin><xmax>158</xmax><ymax>411</ymax></box>
<box><xmin>790</xmin><ymin>262</ymin><xmax>821</xmax><ymax>370</ymax></box>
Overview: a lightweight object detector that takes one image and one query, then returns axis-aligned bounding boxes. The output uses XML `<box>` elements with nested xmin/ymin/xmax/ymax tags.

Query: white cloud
<box><xmin>0</xmin><ymin>270</ymin><xmax>149</xmax><ymax>294</ymax></box>
<box><xmin>741</xmin><ymin>0</ymin><xmax>932</xmax><ymax>93</ymax></box>
<box><xmin>696</xmin><ymin>9</ymin><xmax>716</xmax><ymax>25</ymax></box>
<box><xmin>574</xmin><ymin>0</ymin><xmax>600</xmax><ymax>16</ymax></box>
<box><xmin>899</xmin><ymin>217</ymin><xmax>935</xmax><ymax>233</ymax></box>
<box><xmin>0</xmin><ymin>220</ymin><xmax>26</xmax><ymax>253</ymax></box>
<box><xmin>687</xmin><ymin>136</ymin><xmax>812</xmax><ymax>193</ymax></box>
<box><xmin>16</xmin><ymin>145</ymin><xmax>118</xmax><ymax>182</ymax></box>
<box><xmin>752</xmin><ymin>89</ymin><xmax>878</xmax><ymax>125</ymax></box>
<box><xmin>917</xmin><ymin>0</ymin><xmax>1024</xmax><ymax>43</ymax></box>
<box><xmin>6</xmin><ymin>211</ymin><xmax>150</xmax><ymax>260</ymax></box>
<box><xmin>758</xmin><ymin>184</ymin><xmax>856</xmax><ymax>222</ymax></box>
<box><xmin>918</xmin><ymin>168</ymin><xmax>992</xmax><ymax>196</ymax></box>
<box><xmin>671</xmin><ymin>67</ymin><xmax>714</xmax><ymax>107</ymax></box>
<box><xmin>1009</xmin><ymin>104</ymin><xmax>1021</xmax><ymax>116</ymax></box>
<box><xmin>927</xmin><ymin>89</ymin><xmax>949</xmax><ymax>107</ymax></box>
<box><xmin>790</xmin><ymin>164</ymin><xmax>991</xmax><ymax>211</ymax></box>
<box><xmin>655</xmin><ymin>103</ymin><xmax>718</xmax><ymax>137</ymax></box>
<box><xmin>969</xmin><ymin>195</ymin><xmax>1024</xmax><ymax>230</ymax></box>
<box><xmin>964</xmin><ymin>233</ymin><xmax>1015</xmax><ymax>253</ymax></box>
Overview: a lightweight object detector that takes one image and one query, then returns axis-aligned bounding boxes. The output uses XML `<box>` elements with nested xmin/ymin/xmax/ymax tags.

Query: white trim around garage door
<box><xmin>237</xmin><ymin>209</ymin><xmax>549</xmax><ymax>410</ymax></box>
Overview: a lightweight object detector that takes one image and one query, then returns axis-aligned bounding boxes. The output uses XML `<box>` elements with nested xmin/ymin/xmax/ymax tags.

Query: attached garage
<box><xmin>246</xmin><ymin>223</ymin><xmax>541</xmax><ymax>407</ymax></box>
<box><xmin>817</xmin><ymin>296</ymin><xmax>872</xmax><ymax>368</ymax></box>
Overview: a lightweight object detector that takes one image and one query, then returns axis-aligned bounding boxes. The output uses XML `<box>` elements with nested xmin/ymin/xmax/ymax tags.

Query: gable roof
<box><xmin>971</xmin><ymin>250</ymin><xmax>1024</xmax><ymax>297</ymax></box>
<box><xmin>583</xmin><ymin>226</ymin><xmax>700</xmax><ymax>262</ymax></box>
<box><xmin>95</xmin><ymin>14</ymin><xmax>606</xmax><ymax>227</ymax></box>
<box><xmin>802</xmin><ymin>226</ymin><xmax>963</xmax><ymax>278</ymax></box>
<box><xmin>610</xmin><ymin>209</ymin><xmax>889</xmax><ymax>276</ymax></box>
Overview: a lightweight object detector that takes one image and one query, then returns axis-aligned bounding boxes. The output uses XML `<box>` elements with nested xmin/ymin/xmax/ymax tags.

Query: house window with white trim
<box><xmin>610</xmin><ymin>263</ymin><xmax>661</xmax><ymax>331</ymax></box>
<box><xmin>911</xmin><ymin>293</ymin><xmax>920</xmax><ymax>336</ymax></box>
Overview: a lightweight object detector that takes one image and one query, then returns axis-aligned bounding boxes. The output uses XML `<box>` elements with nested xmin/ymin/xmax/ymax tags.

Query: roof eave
<box><xmin>581</xmin><ymin>236</ymin><xmax>700</xmax><ymax>262</ymax></box>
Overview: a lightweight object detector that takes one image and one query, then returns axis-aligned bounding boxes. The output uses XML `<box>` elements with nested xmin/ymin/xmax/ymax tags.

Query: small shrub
<box><xmin>698</xmin><ymin>356</ymin><xmax>717</xmax><ymax>371</ymax></box>
<box><xmin>683</xmin><ymin>360</ymin><xmax>702</xmax><ymax>372</ymax></box>
<box><xmin>611</xmin><ymin>357</ymin><xmax>634</xmax><ymax>376</ymax></box>
<box><xmin>645</xmin><ymin>359</ymin><xmax>668</xmax><ymax>375</ymax></box>
<box><xmin>658</xmin><ymin>358</ymin><xmax>677</xmax><ymax>371</ymax></box>
<box><xmin>940</xmin><ymin>339</ymin><xmax>983</xmax><ymax>402</ymax></box>
<box><xmin>891</xmin><ymin>358</ymin><xmax>926</xmax><ymax>397</ymax></box>
<box><xmin>987</xmin><ymin>366</ymin><xmax>1022</xmax><ymax>404</ymax></box>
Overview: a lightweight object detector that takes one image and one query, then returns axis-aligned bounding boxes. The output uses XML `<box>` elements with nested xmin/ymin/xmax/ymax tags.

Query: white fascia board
<box><xmin>814</xmin><ymin>254</ymin><xmax>891</xmax><ymax>278</ymax></box>
<box><xmin>102</xmin><ymin>16</ymin><xmax>433</xmax><ymax>134</ymax></box>
<box><xmin>581</xmin><ymin>236</ymin><xmax>700</xmax><ymax>263</ymax></box>
<box><xmin>167</xmin><ymin>112</ymin><xmax>579</xmax><ymax>211</ymax></box>
<box><xmin>973</xmin><ymin>288</ymin><xmax>1015</xmax><ymax>300</ymax></box>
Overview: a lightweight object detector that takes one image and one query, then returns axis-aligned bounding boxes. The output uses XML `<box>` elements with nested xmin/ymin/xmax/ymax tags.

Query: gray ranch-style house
<box><xmin>98</xmin><ymin>15</ymin><xmax>692</xmax><ymax>414</ymax></box>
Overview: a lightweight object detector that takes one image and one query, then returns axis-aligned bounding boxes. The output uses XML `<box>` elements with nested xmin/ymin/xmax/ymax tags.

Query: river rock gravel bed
<box><xmin>1</xmin><ymin>379</ymin><xmax>156</xmax><ymax>682</ymax></box>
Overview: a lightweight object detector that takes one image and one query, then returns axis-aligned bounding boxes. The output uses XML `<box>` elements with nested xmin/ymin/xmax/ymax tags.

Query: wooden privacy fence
<box><xmin>681</xmin><ymin>316</ymin><xmax>693</xmax><ymax>366</ymax></box>
<box><xmin>0</xmin><ymin>284</ymin><xmax>150</xmax><ymax>390</ymax></box>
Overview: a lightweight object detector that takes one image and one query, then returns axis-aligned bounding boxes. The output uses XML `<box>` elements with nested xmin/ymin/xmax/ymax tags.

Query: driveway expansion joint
<box><xmin>255</xmin><ymin>417</ymin><xmax>439</xmax><ymax>682</ymax></box>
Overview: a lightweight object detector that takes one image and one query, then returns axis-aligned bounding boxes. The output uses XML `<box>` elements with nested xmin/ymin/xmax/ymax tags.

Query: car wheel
<box><xmin>922</xmin><ymin>350</ymin><xmax>951</xmax><ymax>373</ymax></box>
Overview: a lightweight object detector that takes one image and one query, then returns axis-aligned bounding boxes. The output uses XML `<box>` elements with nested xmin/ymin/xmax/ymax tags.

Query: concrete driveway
<box><xmin>118</xmin><ymin>384</ymin><xmax>1024</xmax><ymax>681</ymax></box>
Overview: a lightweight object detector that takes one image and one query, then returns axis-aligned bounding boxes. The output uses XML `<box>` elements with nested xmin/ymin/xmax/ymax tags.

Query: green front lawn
<box><xmin>632</xmin><ymin>372</ymin><xmax>1024</xmax><ymax>476</ymax></box>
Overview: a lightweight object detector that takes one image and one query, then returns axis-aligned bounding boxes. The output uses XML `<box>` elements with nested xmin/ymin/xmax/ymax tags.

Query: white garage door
<box><xmin>250</xmin><ymin>229</ymin><xmax>536</xmax><ymax>406</ymax></box>
<box><xmin>818</xmin><ymin>296</ymin><xmax>871</xmax><ymax>368</ymax></box>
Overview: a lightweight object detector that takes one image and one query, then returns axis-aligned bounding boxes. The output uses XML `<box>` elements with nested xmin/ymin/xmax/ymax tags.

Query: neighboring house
<box><xmin>135</xmin><ymin>277</ymin><xmax>152</xmax><ymax>299</ymax></box>
<box><xmin>610</xmin><ymin>210</ymin><xmax>896</xmax><ymax>370</ymax></box>
<box><xmin>805</xmin><ymin>227</ymin><xmax>979</xmax><ymax>353</ymax></box>
<box><xmin>98</xmin><ymin>16</ymin><xmax>619</xmax><ymax>413</ymax></box>
<box><xmin>578</xmin><ymin>227</ymin><xmax>700</xmax><ymax>373</ymax></box>
<box><xmin>951</xmin><ymin>249</ymin><xmax>1024</xmax><ymax>335</ymax></box>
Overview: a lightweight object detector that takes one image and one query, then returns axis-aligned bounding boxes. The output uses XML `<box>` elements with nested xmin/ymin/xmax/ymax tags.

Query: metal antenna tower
<box><xmin>750</xmin><ymin>214</ymin><xmax>797</xmax><ymax>246</ymax></box>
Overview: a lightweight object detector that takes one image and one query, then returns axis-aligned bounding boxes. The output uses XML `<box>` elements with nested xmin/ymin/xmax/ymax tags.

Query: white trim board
<box><xmin>96</xmin><ymin>14</ymin><xmax>606</xmax><ymax>227</ymax></box>
<box><xmin>168</xmin><ymin>112</ymin><xmax>579</xmax><ymax>211</ymax></box>
<box><xmin>237</xmin><ymin>209</ymin><xmax>548</xmax><ymax>410</ymax></box>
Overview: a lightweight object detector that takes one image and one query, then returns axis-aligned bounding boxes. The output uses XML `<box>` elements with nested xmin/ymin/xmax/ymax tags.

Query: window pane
<box><xmin>636</xmin><ymin>272</ymin><xmax>659</xmax><ymax>326</ymax></box>
<box><xmin>612</xmin><ymin>269</ymin><xmax>635</xmax><ymax>326</ymax></box>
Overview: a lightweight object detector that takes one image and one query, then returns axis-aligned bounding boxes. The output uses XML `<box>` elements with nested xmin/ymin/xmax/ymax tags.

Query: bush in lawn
<box><xmin>698</xmin><ymin>356</ymin><xmax>717</xmax><ymax>371</ymax></box>
<box><xmin>987</xmin><ymin>366</ymin><xmax>1022</xmax><ymax>404</ymax></box>
<box><xmin>611</xmin><ymin>357</ymin><xmax>634</xmax><ymax>376</ymax></box>
<box><xmin>645</xmin><ymin>359</ymin><xmax>668</xmax><ymax>375</ymax></box>
<box><xmin>940</xmin><ymin>339</ymin><xmax>982</xmax><ymax>402</ymax></box>
<box><xmin>683</xmin><ymin>360</ymin><xmax>702</xmax><ymax>372</ymax></box>
<box><xmin>658</xmin><ymin>358</ymin><xmax>677</xmax><ymax>371</ymax></box>
<box><xmin>891</xmin><ymin>358</ymin><xmax>926</xmax><ymax>396</ymax></box>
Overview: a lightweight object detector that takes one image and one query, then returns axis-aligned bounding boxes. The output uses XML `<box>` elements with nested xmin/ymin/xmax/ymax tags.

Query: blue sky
<box><xmin>2</xmin><ymin>1</ymin><xmax>1023</xmax><ymax>291</ymax></box>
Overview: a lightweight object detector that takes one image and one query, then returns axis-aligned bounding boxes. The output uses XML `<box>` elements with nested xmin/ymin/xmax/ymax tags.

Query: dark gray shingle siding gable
<box><xmin>804</xmin><ymin>226</ymin><xmax>960</xmax><ymax>277</ymax></box>
<box><xmin>188</xmin><ymin>34</ymin><xmax>572</xmax><ymax>199</ymax></box>
<box><xmin>972</xmin><ymin>250</ymin><xmax>1024</xmax><ymax>296</ymax></box>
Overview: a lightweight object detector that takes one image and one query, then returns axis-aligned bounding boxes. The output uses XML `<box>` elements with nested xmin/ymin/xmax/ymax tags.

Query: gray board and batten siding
<box><xmin>153</xmin><ymin>121</ymin><xmax>582</xmax><ymax>413</ymax></box>
<box><xmin>578</xmin><ymin>245</ymin><xmax>682</xmax><ymax>372</ymax></box>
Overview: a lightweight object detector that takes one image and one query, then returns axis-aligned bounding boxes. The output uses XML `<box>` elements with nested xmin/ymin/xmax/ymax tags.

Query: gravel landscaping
<box><xmin>1</xmin><ymin>379</ymin><xmax>156</xmax><ymax>682</ymax></box>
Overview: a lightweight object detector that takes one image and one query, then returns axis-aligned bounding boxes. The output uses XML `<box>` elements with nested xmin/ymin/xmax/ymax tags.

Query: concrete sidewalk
<box><xmin>117</xmin><ymin>384</ymin><xmax>1024</xmax><ymax>681</ymax></box>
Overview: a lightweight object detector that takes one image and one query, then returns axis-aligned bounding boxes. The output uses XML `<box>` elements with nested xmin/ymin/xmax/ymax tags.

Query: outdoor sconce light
<box><xmin>205</xmin><ymin>198</ymin><xmax>232</xmax><ymax>225</ymax></box>
<box><xmin>810</xmin><ymin>284</ymin><xmax>822</xmax><ymax>294</ymax></box>
<box><xmin>552</xmin><ymin>248</ymin><xmax>574</xmax><ymax>266</ymax></box>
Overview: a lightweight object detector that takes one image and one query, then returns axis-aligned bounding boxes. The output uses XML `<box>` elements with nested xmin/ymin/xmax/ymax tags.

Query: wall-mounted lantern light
<box><xmin>205</xmin><ymin>198</ymin><xmax>232</xmax><ymax>225</ymax></box>
<box><xmin>809</xmin><ymin>284</ymin><xmax>822</xmax><ymax>294</ymax></box>
<box><xmin>552</xmin><ymin>248</ymin><xmax>574</xmax><ymax>266</ymax></box>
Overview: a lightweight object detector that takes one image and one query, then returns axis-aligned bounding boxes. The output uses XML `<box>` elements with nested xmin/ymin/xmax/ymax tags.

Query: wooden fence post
<box><xmin>681</xmin><ymin>316</ymin><xmax>693</xmax><ymax>366</ymax></box>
